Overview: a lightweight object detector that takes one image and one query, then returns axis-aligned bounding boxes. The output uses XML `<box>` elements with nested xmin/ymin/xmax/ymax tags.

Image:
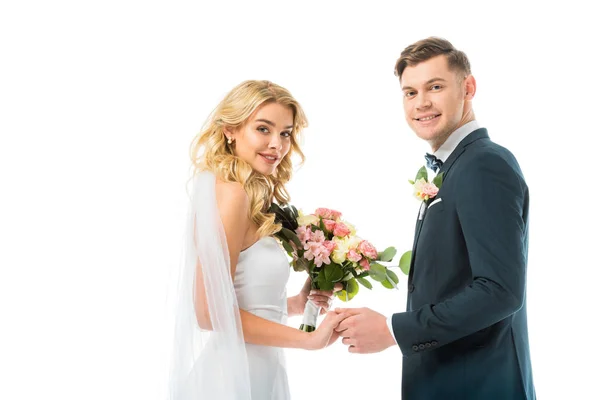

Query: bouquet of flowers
<box><xmin>269</xmin><ymin>203</ymin><xmax>402</xmax><ymax>332</ymax></box>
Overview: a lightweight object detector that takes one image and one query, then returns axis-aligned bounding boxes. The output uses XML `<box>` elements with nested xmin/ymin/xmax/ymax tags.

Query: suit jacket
<box><xmin>391</xmin><ymin>128</ymin><xmax>535</xmax><ymax>399</ymax></box>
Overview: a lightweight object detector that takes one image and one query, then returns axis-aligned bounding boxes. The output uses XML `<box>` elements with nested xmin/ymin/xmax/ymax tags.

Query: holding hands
<box><xmin>334</xmin><ymin>307</ymin><xmax>396</xmax><ymax>354</ymax></box>
<box><xmin>292</xmin><ymin>278</ymin><xmax>397</xmax><ymax>353</ymax></box>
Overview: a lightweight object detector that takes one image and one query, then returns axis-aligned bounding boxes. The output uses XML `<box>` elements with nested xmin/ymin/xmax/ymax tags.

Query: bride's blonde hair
<box><xmin>190</xmin><ymin>80</ymin><xmax>307</xmax><ymax>238</ymax></box>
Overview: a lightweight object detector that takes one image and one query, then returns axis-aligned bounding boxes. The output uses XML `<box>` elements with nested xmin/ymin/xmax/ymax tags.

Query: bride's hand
<box><xmin>307</xmin><ymin>311</ymin><xmax>346</xmax><ymax>350</ymax></box>
<box><xmin>297</xmin><ymin>278</ymin><xmax>343</xmax><ymax>315</ymax></box>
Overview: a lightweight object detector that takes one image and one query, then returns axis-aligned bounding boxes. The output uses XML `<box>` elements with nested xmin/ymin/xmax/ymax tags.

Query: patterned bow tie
<box><xmin>425</xmin><ymin>153</ymin><xmax>443</xmax><ymax>173</ymax></box>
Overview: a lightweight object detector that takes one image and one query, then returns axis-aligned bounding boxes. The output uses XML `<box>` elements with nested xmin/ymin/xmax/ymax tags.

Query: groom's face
<box><xmin>400</xmin><ymin>55</ymin><xmax>470</xmax><ymax>150</ymax></box>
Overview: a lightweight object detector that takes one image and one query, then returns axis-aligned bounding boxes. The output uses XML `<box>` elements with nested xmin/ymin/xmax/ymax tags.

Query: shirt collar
<box><xmin>434</xmin><ymin>120</ymin><xmax>480</xmax><ymax>162</ymax></box>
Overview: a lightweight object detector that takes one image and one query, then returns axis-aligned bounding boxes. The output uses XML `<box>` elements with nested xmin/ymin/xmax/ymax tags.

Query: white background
<box><xmin>1</xmin><ymin>1</ymin><xmax>599</xmax><ymax>399</ymax></box>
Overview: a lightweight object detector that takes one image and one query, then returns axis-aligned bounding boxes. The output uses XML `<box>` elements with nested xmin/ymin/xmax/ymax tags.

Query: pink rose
<box><xmin>315</xmin><ymin>208</ymin><xmax>342</xmax><ymax>220</ymax></box>
<box><xmin>421</xmin><ymin>182</ymin><xmax>439</xmax><ymax>199</ymax></box>
<box><xmin>359</xmin><ymin>240</ymin><xmax>378</xmax><ymax>259</ymax></box>
<box><xmin>323</xmin><ymin>219</ymin><xmax>337</xmax><ymax>232</ymax></box>
<box><xmin>333</xmin><ymin>222</ymin><xmax>351</xmax><ymax>237</ymax></box>
<box><xmin>347</xmin><ymin>249</ymin><xmax>362</xmax><ymax>262</ymax></box>
<box><xmin>359</xmin><ymin>257</ymin><xmax>371</xmax><ymax>270</ymax></box>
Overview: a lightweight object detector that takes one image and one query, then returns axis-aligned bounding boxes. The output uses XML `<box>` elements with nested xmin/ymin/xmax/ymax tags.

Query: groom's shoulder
<box><xmin>459</xmin><ymin>136</ymin><xmax>525</xmax><ymax>182</ymax></box>
<box><xmin>464</xmin><ymin>131</ymin><xmax>521</xmax><ymax>166</ymax></box>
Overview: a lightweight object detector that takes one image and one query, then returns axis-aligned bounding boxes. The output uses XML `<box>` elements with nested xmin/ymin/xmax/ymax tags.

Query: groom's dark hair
<box><xmin>394</xmin><ymin>37</ymin><xmax>471</xmax><ymax>80</ymax></box>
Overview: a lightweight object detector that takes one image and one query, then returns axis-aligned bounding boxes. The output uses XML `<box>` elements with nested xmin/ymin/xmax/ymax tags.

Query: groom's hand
<box><xmin>334</xmin><ymin>307</ymin><xmax>396</xmax><ymax>354</ymax></box>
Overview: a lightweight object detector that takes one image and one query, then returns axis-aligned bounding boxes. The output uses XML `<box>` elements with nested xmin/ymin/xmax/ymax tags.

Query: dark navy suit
<box><xmin>391</xmin><ymin>128</ymin><xmax>535</xmax><ymax>399</ymax></box>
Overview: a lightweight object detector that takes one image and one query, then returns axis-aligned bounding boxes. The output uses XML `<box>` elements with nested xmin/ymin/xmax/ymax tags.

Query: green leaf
<box><xmin>319</xmin><ymin>218</ymin><xmax>326</xmax><ymax>232</ymax></box>
<box><xmin>268</xmin><ymin>202</ymin><xmax>283</xmax><ymax>214</ymax></box>
<box><xmin>273</xmin><ymin>231</ymin><xmax>286</xmax><ymax>244</ymax></box>
<box><xmin>368</xmin><ymin>263</ymin><xmax>388</xmax><ymax>282</ymax></box>
<box><xmin>432</xmin><ymin>171</ymin><xmax>444</xmax><ymax>189</ymax></box>
<box><xmin>316</xmin><ymin>269</ymin><xmax>334</xmax><ymax>291</ymax></box>
<box><xmin>290</xmin><ymin>204</ymin><xmax>299</xmax><ymax>220</ymax></box>
<box><xmin>335</xmin><ymin>278</ymin><xmax>359</xmax><ymax>302</ymax></box>
<box><xmin>281</xmin><ymin>240</ymin><xmax>294</xmax><ymax>255</ymax></box>
<box><xmin>307</xmin><ymin>259</ymin><xmax>316</xmax><ymax>275</ymax></box>
<box><xmin>292</xmin><ymin>257</ymin><xmax>310</xmax><ymax>272</ymax></box>
<box><xmin>281</xmin><ymin>227</ymin><xmax>302</xmax><ymax>249</ymax></box>
<box><xmin>378</xmin><ymin>246</ymin><xmax>397</xmax><ymax>262</ymax></box>
<box><xmin>343</xmin><ymin>270</ymin><xmax>355</xmax><ymax>281</ymax></box>
<box><xmin>335</xmin><ymin>291</ymin><xmax>348</xmax><ymax>302</ymax></box>
<box><xmin>408</xmin><ymin>179</ymin><xmax>415</xmax><ymax>185</ymax></box>
<box><xmin>324</xmin><ymin>264</ymin><xmax>344</xmax><ymax>283</ymax></box>
<box><xmin>388</xmin><ymin>269</ymin><xmax>400</xmax><ymax>283</ymax></box>
<box><xmin>357</xmin><ymin>277</ymin><xmax>373</xmax><ymax>290</ymax></box>
<box><xmin>317</xmin><ymin>280</ymin><xmax>334</xmax><ymax>291</ymax></box>
<box><xmin>415</xmin><ymin>166</ymin><xmax>428</xmax><ymax>183</ymax></box>
<box><xmin>347</xmin><ymin>278</ymin><xmax>359</xmax><ymax>296</ymax></box>
<box><xmin>399</xmin><ymin>250</ymin><xmax>412</xmax><ymax>275</ymax></box>
<box><xmin>382</xmin><ymin>269</ymin><xmax>400</xmax><ymax>289</ymax></box>
<box><xmin>269</xmin><ymin>202</ymin><xmax>299</xmax><ymax>231</ymax></box>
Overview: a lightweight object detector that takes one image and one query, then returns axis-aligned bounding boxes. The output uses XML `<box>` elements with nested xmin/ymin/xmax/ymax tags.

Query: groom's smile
<box><xmin>415</xmin><ymin>113</ymin><xmax>441</xmax><ymax>123</ymax></box>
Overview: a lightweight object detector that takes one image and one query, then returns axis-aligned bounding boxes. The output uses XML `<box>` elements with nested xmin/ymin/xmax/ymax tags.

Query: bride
<box><xmin>168</xmin><ymin>80</ymin><xmax>344</xmax><ymax>399</ymax></box>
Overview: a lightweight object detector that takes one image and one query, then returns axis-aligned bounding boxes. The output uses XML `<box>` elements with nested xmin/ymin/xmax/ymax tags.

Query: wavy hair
<box><xmin>190</xmin><ymin>80</ymin><xmax>307</xmax><ymax>238</ymax></box>
<box><xmin>394</xmin><ymin>37</ymin><xmax>471</xmax><ymax>81</ymax></box>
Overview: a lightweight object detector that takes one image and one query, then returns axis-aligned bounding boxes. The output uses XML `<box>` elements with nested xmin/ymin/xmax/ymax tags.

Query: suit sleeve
<box><xmin>391</xmin><ymin>152</ymin><xmax>528</xmax><ymax>356</ymax></box>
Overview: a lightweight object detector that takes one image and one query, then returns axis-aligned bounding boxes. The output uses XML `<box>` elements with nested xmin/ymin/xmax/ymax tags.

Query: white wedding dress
<box><xmin>168</xmin><ymin>171</ymin><xmax>292</xmax><ymax>400</ymax></box>
<box><xmin>235</xmin><ymin>236</ymin><xmax>291</xmax><ymax>399</ymax></box>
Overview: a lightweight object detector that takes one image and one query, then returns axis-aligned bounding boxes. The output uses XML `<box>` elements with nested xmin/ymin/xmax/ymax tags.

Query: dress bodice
<box><xmin>234</xmin><ymin>236</ymin><xmax>290</xmax><ymax>324</ymax></box>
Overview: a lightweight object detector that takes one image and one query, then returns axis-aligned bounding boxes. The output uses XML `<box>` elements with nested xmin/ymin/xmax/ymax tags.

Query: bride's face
<box><xmin>226</xmin><ymin>102</ymin><xmax>294</xmax><ymax>176</ymax></box>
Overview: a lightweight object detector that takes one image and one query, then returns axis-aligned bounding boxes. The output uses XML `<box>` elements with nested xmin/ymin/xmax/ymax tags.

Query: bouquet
<box><xmin>270</xmin><ymin>203</ymin><xmax>402</xmax><ymax>332</ymax></box>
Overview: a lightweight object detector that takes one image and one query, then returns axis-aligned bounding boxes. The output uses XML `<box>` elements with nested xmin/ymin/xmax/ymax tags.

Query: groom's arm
<box><xmin>391</xmin><ymin>151</ymin><xmax>528</xmax><ymax>355</ymax></box>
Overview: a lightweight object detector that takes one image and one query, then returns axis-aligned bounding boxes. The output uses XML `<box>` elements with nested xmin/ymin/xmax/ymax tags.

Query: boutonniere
<box><xmin>408</xmin><ymin>166</ymin><xmax>444</xmax><ymax>202</ymax></box>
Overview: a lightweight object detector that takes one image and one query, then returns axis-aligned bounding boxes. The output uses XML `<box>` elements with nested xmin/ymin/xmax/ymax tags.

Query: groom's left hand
<box><xmin>334</xmin><ymin>307</ymin><xmax>396</xmax><ymax>353</ymax></box>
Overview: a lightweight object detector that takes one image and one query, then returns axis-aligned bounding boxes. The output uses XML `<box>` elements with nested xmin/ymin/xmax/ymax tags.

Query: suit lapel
<box><xmin>408</xmin><ymin>205</ymin><xmax>425</xmax><ymax>282</ymax></box>
<box><xmin>437</xmin><ymin>128</ymin><xmax>489</xmax><ymax>176</ymax></box>
<box><xmin>408</xmin><ymin>128</ymin><xmax>490</xmax><ymax>280</ymax></box>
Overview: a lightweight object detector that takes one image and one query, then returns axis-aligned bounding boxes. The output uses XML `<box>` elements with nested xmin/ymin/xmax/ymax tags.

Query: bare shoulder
<box><xmin>215</xmin><ymin>179</ymin><xmax>248</xmax><ymax>204</ymax></box>
<box><xmin>215</xmin><ymin>179</ymin><xmax>250</xmax><ymax>220</ymax></box>
<box><xmin>214</xmin><ymin>179</ymin><xmax>252</xmax><ymax>253</ymax></box>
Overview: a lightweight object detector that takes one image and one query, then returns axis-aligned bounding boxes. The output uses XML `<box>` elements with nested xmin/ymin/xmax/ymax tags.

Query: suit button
<box><xmin>425</xmin><ymin>342</ymin><xmax>431</xmax><ymax>348</ymax></box>
<box><xmin>431</xmin><ymin>341</ymin><xmax>438</xmax><ymax>346</ymax></box>
<box><xmin>412</xmin><ymin>345</ymin><xmax>419</xmax><ymax>352</ymax></box>
<box><xmin>418</xmin><ymin>344</ymin><xmax>425</xmax><ymax>350</ymax></box>
<box><xmin>408</xmin><ymin>284</ymin><xmax>415</xmax><ymax>293</ymax></box>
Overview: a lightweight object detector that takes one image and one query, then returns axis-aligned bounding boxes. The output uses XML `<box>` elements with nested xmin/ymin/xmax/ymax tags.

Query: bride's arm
<box><xmin>193</xmin><ymin>180</ymin><xmax>247</xmax><ymax>330</ymax></box>
<box><xmin>240</xmin><ymin>309</ymin><xmax>316</xmax><ymax>349</ymax></box>
<box><xmin>197</xmin><ymin>181</ymin><xmax>342</xmax><ymax>350</ymax></box>
<box><xmin>287</xmin><ymin>295</ymin><xmax>305</xmax><ymax>317</ymax></box>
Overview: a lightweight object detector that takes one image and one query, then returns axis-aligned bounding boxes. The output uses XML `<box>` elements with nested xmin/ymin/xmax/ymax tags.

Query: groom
<box><xmin>335</xmin><ymin>37</ymin><xmax>536</xmax><ymax>399</ymax></box>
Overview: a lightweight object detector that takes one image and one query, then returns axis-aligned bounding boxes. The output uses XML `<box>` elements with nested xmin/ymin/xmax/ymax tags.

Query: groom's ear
<box><xmin>464</xmin><ymin>75</ymin><xmax>476</xmax><ymax>101</ymax></box>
